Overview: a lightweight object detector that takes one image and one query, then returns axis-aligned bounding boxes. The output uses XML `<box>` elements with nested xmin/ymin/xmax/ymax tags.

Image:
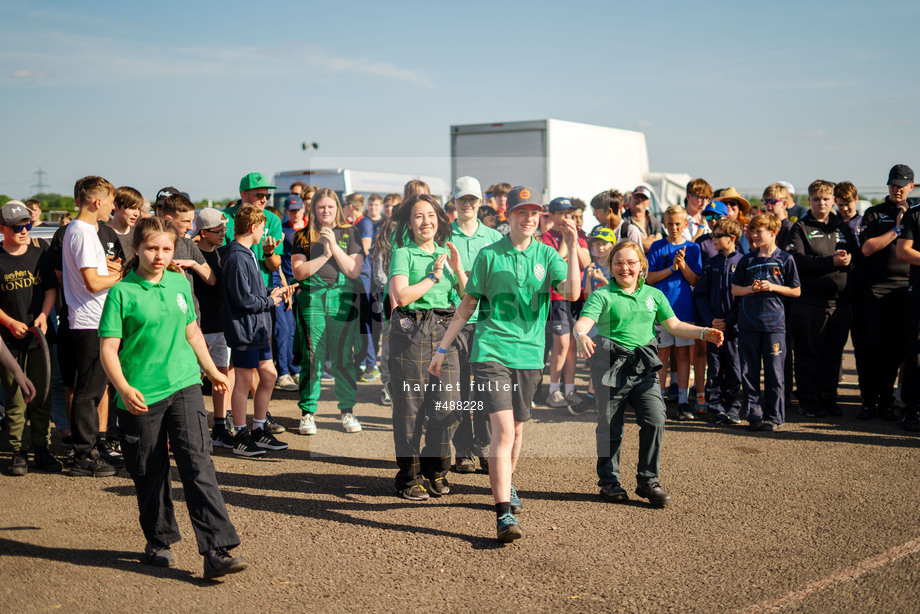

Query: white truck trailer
<box><xmin>451</xmin><ymin>119</ymin><xmax>687</xmax><ymax>217</ymax></box>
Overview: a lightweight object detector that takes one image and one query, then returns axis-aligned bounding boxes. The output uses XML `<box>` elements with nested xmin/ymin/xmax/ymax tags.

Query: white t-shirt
<box><xmin>63</xmin><ymin>219</ymin><xmax>110</xmax><ymax>329</ymax></box>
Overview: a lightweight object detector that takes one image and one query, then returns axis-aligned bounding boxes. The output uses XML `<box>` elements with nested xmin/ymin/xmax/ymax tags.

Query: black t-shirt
<box><xmin>860</xmin><ymin>199</ymin><xmax>910</xmax><ymax>291</ymax></box>
<box><xmin>195</xmin><ymin>247</ymin><xmax>225</xmax><ymax>335</ymax></box>
<box><xmin>897</xmin><ymin>203</ymin><xmax>920</xmax><ymax>295</ymax></box>
<box><xmin>0</xmin><ymin>245</ymin><xmax>57</xmax><ymax>347</ymax></box>
<box><xmin>291</xmin><ymin>226</ymin><xmax>362</xmax><ymax>285</ymax></box>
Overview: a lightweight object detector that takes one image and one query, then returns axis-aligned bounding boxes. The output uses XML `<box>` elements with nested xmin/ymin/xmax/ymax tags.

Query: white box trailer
<box><xmin>450</xmin><ymin>119</ymin><xmax>665</xmax><ymax>216</ymax></box>
<box><xmin>271</xmin><ymin>169</ymin><xmax>449</xmax><ymax>207</ymax></box>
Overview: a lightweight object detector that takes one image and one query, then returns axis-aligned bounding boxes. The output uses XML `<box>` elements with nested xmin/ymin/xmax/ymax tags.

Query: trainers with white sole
<box><xmin>275</xmin><ymin>374</ymin><xmax>298</xmax><ymax>391</ymax></box>
<box><xmin>341</xmin><ymin>413</ymin><xmax>362</xmax><ymax>433</ymax></box>
<box><xmin>299</xmin><ymin>413</ymin><xmax>317</xmax><ymax>435</ymax></box>
<box><xmin>545</xmin><ymin>390</ymin><xmax>569</xmax><ymax>408</ymax></box>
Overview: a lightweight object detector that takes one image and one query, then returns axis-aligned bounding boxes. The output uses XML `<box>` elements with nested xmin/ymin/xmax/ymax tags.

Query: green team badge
<box><xmin>534</xmin><ymin>263</ymin><xmax>545</xmax><ymax>282</ymax></box>
<box><xmin>177</xmin><ymin>293</ymin><xmax>188</xmax><ymax>313</ymax></box>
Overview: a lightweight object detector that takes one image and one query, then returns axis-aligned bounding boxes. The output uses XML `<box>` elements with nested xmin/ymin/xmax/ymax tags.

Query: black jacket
<box><xmin>786</xmin><ymin>212</ymin><xmax>858</xmax><ymax>302</ymax></box>
<box><xmin>221</xmin><ymin>241</ymin><xmax>274</xmax><ymax>350</ymax></box>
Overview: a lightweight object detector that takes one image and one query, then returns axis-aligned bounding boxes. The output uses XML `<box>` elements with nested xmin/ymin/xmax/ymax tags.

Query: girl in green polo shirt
<box><xmin>573</xmin><ymin>240</ymin><xmax>723</xmax><ymax>508</ymax></box>
<box><xmin>291</xmin><ymin>189</ymin><xmax>364</xmax><ymax>436</ymax></box>
<box><xmin>387</xmin><ymin>194</ymin><xmax>466</xmax><ymax>501</ymax></box>
<box><xmin>98</xmin><ymin>217</ymin><xmax>247</xmax><ymax>579</ymax></box>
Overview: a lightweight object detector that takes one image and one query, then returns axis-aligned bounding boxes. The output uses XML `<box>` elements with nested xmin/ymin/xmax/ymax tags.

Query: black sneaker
<box><xmin>103</xmin><ymin>437</ymin><xmax>123</xmax><ymax>458</ymax></box>
<box><xmin>251</xmin><ymin>427</ymin><xmax>288</xmax><ymax>451</ymax></box>
<box><xmin>676</xmin><ymin>403</ymin><xmax>695</xmax><ymax>421</ymax></box>
<box><xmin>879</xmin><ymin>407</ymin><xmax>899</xmax><ymax>421</ymax></box>
<box><xmin>635</xmin><ymin>482</ymin><xmax>672</xmax><ymax>507</ymax></box>
<box><xmin>478</xmin><ymin>455</ymin><xmax>489</xmax><ymax>474</ymax></box>
<box><xmin>856</xmin><ymin>405</ymin><xmax>876</xmax><ymax>420</ymax></box>
<box><xmin>428</xmin><ymin>477</ymin><xmax>450</xmax><ymax>497</ymax></box>
<box><xmin>903</xmin><ymin>409</ymin><xmax>920</xmax><ymax>432</ymax></box>
<box><xmin>599</xmin><ymin>482</ymin><xmax>628</xmax><ymax>502</ymax></box>
<box><xmin>8</xmin><ymin>452</ymin><xmax>27</xmax><ymax>476</ymax></box>
<box><xmin>399</xmin><ymin>485</ymin><xmax>429</xmax><ymax>501</ymax></box>
<box><xmin>568</xmin><ymin>398</ymin><xmax>592</xmax><ymax>416</ymax></box>
<box><xmin>96</xmin><ymin>440</ymin><xmax>124</xmax><ymax>468</ymax></box>
<box><xmin>33</xmin><ymin>446</ymin><xmax>63</xmax><ymax>472</ymax></box>
<box><xmin>265</xmin><ymin>412</ymin><xmax>286</xmax><ymax>434</ymax></box>
<box><xmin>203</xmin><ymin>547</ymin><xmax>248</xmax><ymax>580</ymax></box>
<box><xmin>232</xmin><ymin>430</ymin><xmax>266</xmax><ymax>457</ymax></box>
<box><xmin>212</xmin><ymin>429</ymin><xmax>236</xmax><ymax>449</ymax></box>
<box><xmin>454</xmin><ymin>456</ymin><xmax>476</xmax><ymax>474</ymax></box>
<box><xmin>71</xmin><ymin>456</ymin><xmax>116</xmax><ymax>477</ymax></box>
<box><xmin>143</xmin><ymin>542</ymin><xmax>176</xmax><ymax>568</ymax></box>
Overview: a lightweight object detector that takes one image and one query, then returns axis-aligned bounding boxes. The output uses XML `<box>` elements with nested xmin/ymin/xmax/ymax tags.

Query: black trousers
<box><xmin>901</xmin><ymin>295</ymin><xmax>920</xmax><ymax>411</ymax></box>
<box><xmin>388</xmin><ymin>310</ymin><xmax>460</xmax><ymax>491</ymax></box>
<box><xmin>70</xmin><ymin>329</ymin><xmax>109</xmax><ymax>459</ymax></box>
<box><xmin>852</xmin><ymin>286</ymin><xmax>906</xmax><ymax>409</ymax></box>
<box><xmin>450</xmin><ymin>324</ymin><xmax>491</xmax><ymax>460</ymax></box>
<box><xmin>704</xmin><ymin>334</ymin><xmax>741</xmax><ymax>416</ymax></box>
<box><xmin>788</xmin><ymin>298</ymin><xmax>851</xmax><ymax>407</ymax></box>
<box><xmin>117</xmin><ymin>385</ymin><xmax>239</xmax><ymax>555</ymax></box>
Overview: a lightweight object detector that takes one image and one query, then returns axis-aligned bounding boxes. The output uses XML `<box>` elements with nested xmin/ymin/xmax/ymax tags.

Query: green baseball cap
<box><xmin>239</xmin><ymin>172</ymin><xmax>276</xmax><ymax>193</ymax></box>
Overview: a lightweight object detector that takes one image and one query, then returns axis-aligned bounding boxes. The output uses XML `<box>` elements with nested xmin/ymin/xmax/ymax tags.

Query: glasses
<box><xmin>455</xmin><ymin>196</ymin><xmax>480</xmax><ymax>205</ymax></box>
<box><xmin>253</xmin><ymin>193</ymin><xmax>270</xmax><ymax>201</ymax></box>
<box><xmin>202</xmin><ymin>228</ymin><xmax>226</xmax><ymax>234</ymax></box>
<box><xmin>763</xmin><ymin>198</ymin><xmax>784</xmax><ymax>206</ymax></box>
<box><xmin>612</xmin><ymin>260</ymin><xmax>640</xmax><ymax>270</ymax></box>
<box><xmin>11</xmin><ymin>222</ymin><xmax>33</xmax><ymax>233</ymax></box>
<box><xmin>711</xmin><ymin>232</ymin><xmax>731</xmax><ymax>239</ymax></box>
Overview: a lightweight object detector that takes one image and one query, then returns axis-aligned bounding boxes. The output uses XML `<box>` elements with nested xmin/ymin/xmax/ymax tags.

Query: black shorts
<box><xmin>549</xmin><ymin>299</ymin><xmax>574</xmax><ymax>336</ymax></box>
<box><xmin>471</xmin><ymin>361</ymin><xmax>542</xmax><ymax>423</ymax></box>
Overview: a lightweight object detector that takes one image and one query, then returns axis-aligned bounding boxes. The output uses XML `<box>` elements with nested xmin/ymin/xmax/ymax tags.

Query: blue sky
<box><xmin>1</xmin><ymin>0</ymin><xmax>917</xmax><ymax>201</ymax></box>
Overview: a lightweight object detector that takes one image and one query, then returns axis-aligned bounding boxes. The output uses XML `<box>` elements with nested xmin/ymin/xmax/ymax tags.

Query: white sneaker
<box><xmin>276</xmin><ymin>374</ymin><xmax>298</xmax><ymax>391</ymax></box>
<box><xmin>545</xmin><ymin>390</ymin><xmax>569</xmax><ymax>408</ymax></box>
<box><xmin>299</xmin><ymin>413</ymin><xmax>316</xmax><ymax>435</ymax></box>
<box><xmin>292</xmin><ymin>373</ymin><xmax>300</xmax><ymax>386</ymax></box>
<box><xmin>342</xmin><ymin>413</ymin><xmax>362</xmax><ymax>433</ymax></box>
<box><xmin>565</xmin><ymin>391</ymin><xmax>582</xmax><ymax>405</ymax></box>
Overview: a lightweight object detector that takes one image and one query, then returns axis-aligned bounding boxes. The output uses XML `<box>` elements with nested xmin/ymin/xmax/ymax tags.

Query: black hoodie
<box><xmin>785</xmin><ymin>211</ymin><xmax>858</xmax><ymax>302</ymax></box>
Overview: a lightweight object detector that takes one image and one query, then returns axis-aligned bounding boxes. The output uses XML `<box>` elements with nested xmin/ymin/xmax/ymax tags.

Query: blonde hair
<box><xmin>606</xmin><ymin>240</ymin><xmax>648</xmax><ymax>279</ymax></box>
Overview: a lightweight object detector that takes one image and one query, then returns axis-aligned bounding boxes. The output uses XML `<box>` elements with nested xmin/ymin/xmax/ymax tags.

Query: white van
<box><xmin>272</xmin><ymin>169</ymin><xmax>449</xmax><ymax>206</ymax></box>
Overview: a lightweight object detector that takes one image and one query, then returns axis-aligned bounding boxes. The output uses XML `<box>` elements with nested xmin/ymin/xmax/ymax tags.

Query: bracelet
<box><xmin>427</xmin><ymin>273</ymin><xmax>440</xmax><ymax>283</ymax></box>
<box><xmin>575</xmin><ymin>331</ymin><xmax>586</xmax><ymax>338</ymax></box>
<box><xmin>437</xmin><ymin>346</ymin><xmax>447</xmax><ymax>354</ymax></box>
<box><xmin>699</xmin><ymin>327</ymin><xmax>708</xmax><ymax>340</ymax></box>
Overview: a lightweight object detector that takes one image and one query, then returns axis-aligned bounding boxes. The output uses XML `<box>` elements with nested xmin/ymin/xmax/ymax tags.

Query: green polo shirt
<box><xmin>389</xmin><ymin>241</ymin><xmax>457</xmax><ymax>310</ymax></box>
<box><xmin>580</xmin><ymin>280</ymin><xmax>675</xmax><ymax>350</ymax></box>
<box><xmin>98</xmin><ymin>270</ymin><xmax>201</xmax><ymax>410</ymax></box>
<box><xmin>450</xmin><ymin>220</ymin><xmax>502</xmax><ymax>323</ymax></box>
<box><xmin>466</xmin><ymin>236</ymin><xmax>568</xmax><ymax>369</ymax></box>
<box><xmin>223</xmin><ymin>201</ymin><xmax>284</xmax><ymax>286</ymax></box>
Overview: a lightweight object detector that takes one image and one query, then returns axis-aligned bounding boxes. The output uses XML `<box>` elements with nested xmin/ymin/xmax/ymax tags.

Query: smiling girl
<box><xmin>387</xmin><ymin>194</ymin><xmax>466</xmax><ymax>500</ymax></box>
<box><xmin>98</xmin><ymin>217</ymin><xmax>246</xmax><ymax>579</ymax></box>
<box><xmin>291</xmin><ymin>189</ymin><xmax>364</xmax><ymax>436</ymax></box>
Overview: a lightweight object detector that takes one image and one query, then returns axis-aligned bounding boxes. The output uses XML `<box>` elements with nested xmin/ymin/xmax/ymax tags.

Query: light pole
<box><xmin>302</xmin><ymin>142</ymin><xmax>319</xmax><ymax>174</ymax></box>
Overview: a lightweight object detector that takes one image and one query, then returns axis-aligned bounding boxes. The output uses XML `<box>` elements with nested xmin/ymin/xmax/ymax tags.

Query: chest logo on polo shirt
<box><xmin>177</xmin><ymin>293</ymin><xmax>188</xmax><ymax>314</ymax></box>
<box><xmin>645</xmin><ymin>296</ymin><xmax>656</xmax><ymax>312</ymax></box>
<box><xmin>534</xmin><ymin>263</ymin><xmax>545</xmax><ymax>282</ymax></box>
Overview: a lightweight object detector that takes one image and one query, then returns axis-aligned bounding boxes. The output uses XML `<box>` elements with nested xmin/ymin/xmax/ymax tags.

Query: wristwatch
<box><xmin>428</xmin><ymin>273</ymin><xmax>439</xmax><ymax>283</ymax></box>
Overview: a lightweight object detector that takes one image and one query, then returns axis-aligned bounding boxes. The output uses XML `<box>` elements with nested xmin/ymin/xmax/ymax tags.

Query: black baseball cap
<box><xmin>548</xmin><ymin>197</ymin><xmax>574</xmax><ymax>213</ymax></box>
<box><xmin>888</xmin><ymin>164</ymin><xmax>914</xmax><ymax>187</ymax></box>
<box><xmin>154</xmin><ymin>186</ymin><xmax>182</xmax><ymax>208</ymax></box>
<box><xmin>505</xmin><ymin>186</ymin><xmax>543</xmax><ymax>212</ymax></box>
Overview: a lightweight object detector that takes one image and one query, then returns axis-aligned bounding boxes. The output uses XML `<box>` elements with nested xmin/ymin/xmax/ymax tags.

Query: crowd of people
<box><xmin>0</xmin><ymin>163</ymin><xmax>915</xmax><ymax>555</ymax></box>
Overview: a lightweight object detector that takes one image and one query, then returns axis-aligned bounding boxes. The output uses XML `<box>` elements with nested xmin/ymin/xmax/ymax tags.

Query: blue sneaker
<box><xmin>509</xmin><ymin>484</ymin><xmax>523</xmax><ymax>515</ymax></box>
<box><xmin>496</xmin><ymin>513</ymin><xmax>522</xmax><ymax>543</ymax></box>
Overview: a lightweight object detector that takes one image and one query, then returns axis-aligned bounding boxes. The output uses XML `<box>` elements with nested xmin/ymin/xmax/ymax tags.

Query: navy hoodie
<box><xmin>694</xmin><ymin>250</ymin><xmax>744</xmax><ymax>335</ymax></box>
<box><xmin>221</xmin><ymin>241</ymin><xmax>274</xmax><ymax>351</ymax></box>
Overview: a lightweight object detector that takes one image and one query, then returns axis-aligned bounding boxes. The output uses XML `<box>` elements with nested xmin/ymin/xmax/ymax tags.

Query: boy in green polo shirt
<box><xmin>222</xmin><ymin>172</ymin><xmax>283</xmax><ymax>287</ymax></box>
<box><xmin>448</xmin><ymin>176</ymin><xmax>502</xmax><ymax>474</ymax></box>
<box><xmin>429</xmin><ymin>186</ymin><xmax>580</xmax><ymax>543</ymax></box>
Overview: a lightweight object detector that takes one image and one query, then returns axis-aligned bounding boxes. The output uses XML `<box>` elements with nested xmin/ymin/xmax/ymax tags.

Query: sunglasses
<box><xmin>11</xmin><ymin>222</ymin><xmax>33</xmax><ymax>233</ymax></box>
<box><xmin>711</xmin><ymin>232</ymin><xmax>731</xmax><ymax>239</ymax></box>
<box><xmin>763</xmin><ymin>198</ymin><xmax>785</xmax><ymax>206</ymax></box>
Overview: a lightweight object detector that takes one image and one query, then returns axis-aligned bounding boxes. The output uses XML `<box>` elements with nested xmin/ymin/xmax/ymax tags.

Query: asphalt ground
<box><xmin>2</xmin><ymin>347</ymin><xmax>920</xmax><ymax>613</ymax></box>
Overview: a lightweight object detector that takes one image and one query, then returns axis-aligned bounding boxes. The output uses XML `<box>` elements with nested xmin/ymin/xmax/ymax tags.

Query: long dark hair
<box><xmin>122</xmin><ymin>217</ymin><xmax>181</xmax><ymax>278</ymax></box>
<box><xmin>392</xmin><ymin>194</ymin><xmax>451</xmax><ymax>248</ymax></box>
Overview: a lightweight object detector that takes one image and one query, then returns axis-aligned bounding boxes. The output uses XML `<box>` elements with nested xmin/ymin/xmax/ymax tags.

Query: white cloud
<box><xmin>10</xmin><ymin>69</ymin><xmax>46</xmax><ymax>79</ymax></box>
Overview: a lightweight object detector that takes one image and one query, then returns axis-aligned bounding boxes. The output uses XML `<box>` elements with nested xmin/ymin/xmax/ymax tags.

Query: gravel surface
<box><xmin>2</xmin><ymin>349</ymin><xmax>919</xmax><ymax>613</ymax></box>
